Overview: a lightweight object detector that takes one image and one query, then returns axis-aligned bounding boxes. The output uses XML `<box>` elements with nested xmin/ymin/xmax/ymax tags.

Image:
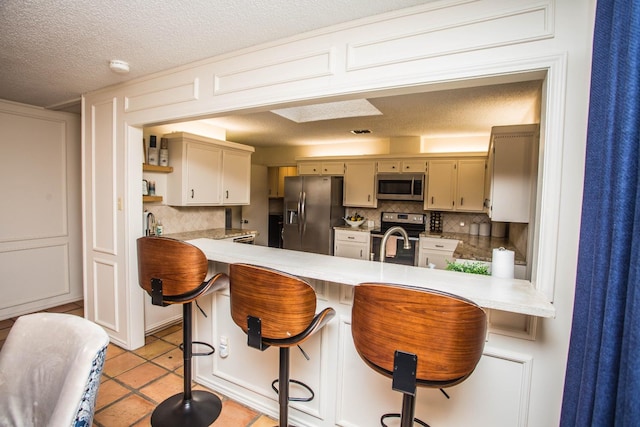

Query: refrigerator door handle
<box><xmin>297</xmin><ymin>191</ymin><xmax>303</xmax><ymax>235</ymax></box>
<box><xmin>300</xmin><ymin>191</ymin><xmax>307</xmax><ymax>236</ymax></box>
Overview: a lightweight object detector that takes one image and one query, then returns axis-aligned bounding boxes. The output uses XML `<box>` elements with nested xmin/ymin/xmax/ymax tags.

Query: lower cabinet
<box><xmin>334</xmin><ymin>229</ymin><xmax>371</xmax><ymax>260</ymax></box>
<box><xmin>417</xmin><ymin>237</ymin><xmax>459</xmax><ymax>269</ymax></box>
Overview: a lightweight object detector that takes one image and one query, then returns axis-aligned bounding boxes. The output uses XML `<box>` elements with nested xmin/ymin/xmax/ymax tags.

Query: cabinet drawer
<box><xmin>419</xmin><ymin>237</ymin><xmax>459</xmax><ymax>251</ymax></box>
<box><xmin>335</xmin><ymin>231</ymin><xmax>369</xmax><ymax>243</ymax></box>
<box><xmin>377</xmin><ymin>160</ymin><xmax>401</xmax><ymax>173</ymax></box>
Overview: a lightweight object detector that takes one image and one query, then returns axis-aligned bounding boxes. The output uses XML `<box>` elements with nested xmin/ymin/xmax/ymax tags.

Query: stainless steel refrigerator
<box><xmin>282</xmin><ymin>176</ymin><xmax>344</xmax><ymax>255</ymax></box>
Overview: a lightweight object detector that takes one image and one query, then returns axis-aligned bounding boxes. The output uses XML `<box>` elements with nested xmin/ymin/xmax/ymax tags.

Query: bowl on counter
<box><xmin>344</xmin><ymin>218</ymin><xmax>366</xmax><ymax>228</ymax></box>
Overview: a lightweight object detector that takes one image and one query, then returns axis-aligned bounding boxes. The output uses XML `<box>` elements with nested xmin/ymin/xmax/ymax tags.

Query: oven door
<box><xmin>371</xmin><ymin>234</ymin><xmax>418</xmax><ymax>265</ymax></box>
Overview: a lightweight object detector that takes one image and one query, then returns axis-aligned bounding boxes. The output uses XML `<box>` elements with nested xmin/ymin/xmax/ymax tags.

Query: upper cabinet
<box><xmin>377</xmin><ymin>159</ymin><xmax>427</xmax><ymax>173</ymax></box>
<box><xmin>298</xmin><ymin>161</ymin><xmax>344</xmax><ymax>176</ymax></box>
<box><xmin>485</xmin><ymin>125</ymin><xmax>539</xmax><ymax>223</ymax></box>
<box><xmin>268</xmin><ymin>166</ymin><xmax>297</xmax><ymax>198</ymax></box>
<box><xmin>343</xmin><ymin>161</ymin><xmax>377</xmax><ymax>207</ymax></box>
<box><xmin>425</xmin><ymin>158</ymin><xmax>486</xmax><ymax>212</ymax></box>
<box><xmin>164</xmin><ymin>132</ymin><xmax>254</xmax><ymax>206</ymax></box>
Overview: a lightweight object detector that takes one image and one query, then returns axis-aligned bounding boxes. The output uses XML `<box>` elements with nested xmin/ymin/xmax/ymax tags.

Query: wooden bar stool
<box><xmin>137</xmin><ymin>236</ymin><xmax>229</xmax><ymax>427</ymax></box>
<box><xmin>228</xmin><ymin>263</ymin><xmax>335</xmax><ymax>427</ymax></box>
<box><xmin>351</xmin><ymin>283</ymin><xmax>487</xmax><ymax>427</ymax></box>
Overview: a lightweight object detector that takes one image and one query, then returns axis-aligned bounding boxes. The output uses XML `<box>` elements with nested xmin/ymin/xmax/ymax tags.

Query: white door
<box><xmin>242</xmin><ymin>165</ymin><xmax>269</xmax><ymax>246</ymax></box>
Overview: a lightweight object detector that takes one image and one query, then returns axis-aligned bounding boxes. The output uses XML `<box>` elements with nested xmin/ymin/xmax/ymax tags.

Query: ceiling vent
<box><xmin>350</xmin><ymin>129</ymin><xmax>372</xmax><ymax>134</ymax></box>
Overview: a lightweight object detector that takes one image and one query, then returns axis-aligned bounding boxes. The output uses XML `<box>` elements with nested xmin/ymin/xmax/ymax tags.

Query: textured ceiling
<box><xmin>0</xmin><ymin>0</ymin><xmax>432</xmax><ymax>110</ymax></box>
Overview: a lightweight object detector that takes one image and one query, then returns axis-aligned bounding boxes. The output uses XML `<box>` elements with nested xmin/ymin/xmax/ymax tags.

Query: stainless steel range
<box><xmin>371</xmin><ymin>212</ymin><xmax>426</xmax><ymax>265</ymax></box>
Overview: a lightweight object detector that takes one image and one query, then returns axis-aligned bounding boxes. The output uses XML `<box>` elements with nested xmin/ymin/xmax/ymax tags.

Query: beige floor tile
<box><xmin>131</xmin><ymin>413</ymin><xmax>152</xmax><ymax>426</ymax></box>
<box><xmin>95</xmin><ymin>379</ymin><xmax>131</xmax><ymax>410</ymax></box>
<box><xmin>139</xmin><ymin>372</ymin><xmax>185</xmax><ymax>404</ymax></box>
<box><xmin>214</xmin><ymin>399</ymin><xmax>259</xmax><ymax>426</ymax></box>
<box><xmin>132</xmin><ymin>338</ymin><xmax>174</xmax><ymax>360</ymax></box>
<box><xmin>162</xmin><ymin>329</ymin><xmax>183</xmax><ymax>346</ymax></box>
<box><xmin>250</xmin><ymin>414</ymin><xmax>279</xmax><ymax>427</ymax></box>
<box><xmin>152</xmin><ymin>347</ymin><xmax>183</xmax><ymax>371</ymax></box>
<box><xmin>105</xmin><ymin>343</ymin><xmax>126</xmax><ymax>360</ymax></box>
<box><xmin>116</xmin><ymin>362</ymin><xmax>169</xmax><ymax>389</ymax></box>
<box><xmin>93</xmin><ymin>393</ymin><xmax>155</xmax><ymax>427</ymax></box>
<box><xmin>103</xmin><ymin>352</ymin><xmax>146</xmax><ymax>377</ymax></box>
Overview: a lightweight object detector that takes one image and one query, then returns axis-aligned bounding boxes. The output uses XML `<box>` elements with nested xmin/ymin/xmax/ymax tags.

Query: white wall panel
<box><xmin>0</xmin><ymin>111</ymin><xmax>67</xmax><ymax>241</ymax></box>
<box><xmin>0</xmin><ymin>243</ymin><xmax>69</xmax><ymax>309</ymax></box>
<box><xmin>93</xmin><ymin>258</ymin><xmax>119</xmax><ymax>332</ymax></box>
<box><xmin>125</xmin><ymin>77</ymin><xmax>200</xmax><ymax>113</ymax></box>
<box><xmin>91</xmin><ymin>99</ymin><xmax>117</xmax><ymax>254</ymax></box>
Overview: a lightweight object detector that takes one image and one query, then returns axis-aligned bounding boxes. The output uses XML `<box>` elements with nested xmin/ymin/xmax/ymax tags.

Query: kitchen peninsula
<box><xmin>187</xmin><ymin>238</ymin><xmax>554</xmax><ymax>427</ymax></box>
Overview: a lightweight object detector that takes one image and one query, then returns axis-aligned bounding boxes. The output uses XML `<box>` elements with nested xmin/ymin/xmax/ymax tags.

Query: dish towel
<box><xmin>385</xmin><ymin>236</ymin><xmax>397</xmax><ymax>258</ymax></box>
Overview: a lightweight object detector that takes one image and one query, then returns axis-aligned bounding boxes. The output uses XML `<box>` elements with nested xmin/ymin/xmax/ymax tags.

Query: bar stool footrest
<box><xmin>381</xmin><ymin>413</ymin><xmax>430</xmax><ymax>427</ymax></box>
<box><xmin>271</xmin><ymin>378</ymin><xmax>315</xmax><ymax>402</ymax></box>
<box><xmin>179</xmin><ymin>341</ymin><xmax>215</xmax><ymax>357</ymax></box>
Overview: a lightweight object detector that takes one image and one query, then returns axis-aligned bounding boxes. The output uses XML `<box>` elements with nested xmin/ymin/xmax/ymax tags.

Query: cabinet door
<box><xmin>186</xmin><ymin>143</ymin><xmax>222</xmax><ymax>204</ymax></box>
<box><xmin>344</xmin><ymin>162</ymin><xmax>377</xmax><ymax>207</ymax></box>
<box><xmin>298</xmin><ymin>162</ymin><xmax>321</xmax><ymax>175</ymax></box>
<box><xmin>456</xmin><ymin>159</ymin><xmax>486</xmax><ymax>211</ymax></box>
<box><xmin>491</xmin><ymin>134</ymin><xmax>535</xmax><ymax>222</ymax></box>
<box><xmin>402</xmin><ymin>159</ymin><xmax>427</xmax><ymax>173</ymax></box>
<box><xmin>377</xmin><ymin>160</ymin><xmax>401</xmax><ymax>173</ymax></box>
<box><xmin>321</xmin><ymin>162</ymin><xmax>345</xmax><ymax>175</ymax></box>
<box><xmin>425</xmin><ymin>160</ymin><xmax>456</xmax><ymax>210</ymax></box>
<box><xmin>334</xmin><ymin>230</ymin><xmax>370</xmax><ymax>260</ymax></box>
<box><xmin>267</xmin><ymin>167</ymin><xmax>279</xmax><ymax>198</ymax></box>
<box><xmin>222</xmin><ymin>149</ymin><xmax>251</xmax><ymax>204</ymax></box>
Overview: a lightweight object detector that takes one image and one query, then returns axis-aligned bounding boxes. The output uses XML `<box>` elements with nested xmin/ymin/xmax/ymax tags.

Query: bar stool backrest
<box><xmin>352</xmin><ymin>283</ymin><xmax>487</xmax><ymax>386</ymax></box>
<box><xmin>229</xmin><ymin>263</ymin><xmax>317</xmax><ymax>341</ymax></box>
<box><xmin>137</xmin><ymin>237</ymin><xmax>208</xmax><ymax>303</ymax></box>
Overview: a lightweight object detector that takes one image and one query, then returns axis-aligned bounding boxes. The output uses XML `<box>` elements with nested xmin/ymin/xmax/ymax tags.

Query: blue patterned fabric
<box><xmin>73</xmin><ymin>346</ymin><xmax>107</xmax><ymax>427</ymax></box>
<box><xmin>561</xmin><ymin>0</ymin><xmax>640</xmax><ymax>425</ymax></box>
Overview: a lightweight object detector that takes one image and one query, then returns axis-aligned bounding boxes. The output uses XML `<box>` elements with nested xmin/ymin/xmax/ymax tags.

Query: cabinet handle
<box><xmin>226</xmin><ymin>190</ymin><xmax>229</xmax><ymax>199</ymax></box>
<box><xmin>360</xmin><ymin>249</ymin><xmax>363</xmax><ymax>257</ymax></box>
<box><xmin>368</xmin><ymin>195</ymin><xmax>371</xmax><ymax>202</ymax></box>
<box><xmin>191</xmin><ymin>189</ymin><xmax>194</xmax><ymax>199</ymax></box>
<box><xmin>348</xmin><ymin>236</ymin><xmax>355</xmax><ymax>240</ymax></box>
<box><xmin>460</xmin><ymin>197</ymin><xmax>464</xmax><ymax>206</ymax></box>
<box><xmin>431</xmin><ymin>196</ymin><xmax>434</xmax><ymax>204</ymax></box>
<box><xmin>435</xmin><ymin>244</ymin><xmax>444</xmax><ymax>248</ymax></box>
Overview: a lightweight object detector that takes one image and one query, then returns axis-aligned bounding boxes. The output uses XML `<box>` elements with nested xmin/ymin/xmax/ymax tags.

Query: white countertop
<box><xmin>189</xmin><ymin>238</ymin><xmax>555</xmax><ymax>318</ymax></box>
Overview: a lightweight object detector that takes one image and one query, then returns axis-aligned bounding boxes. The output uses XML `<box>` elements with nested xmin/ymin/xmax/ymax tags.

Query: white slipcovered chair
<box><xmin>0</xmin><ymin>312</ymin><xmax>109</xmax><ymax>427</ymax></box>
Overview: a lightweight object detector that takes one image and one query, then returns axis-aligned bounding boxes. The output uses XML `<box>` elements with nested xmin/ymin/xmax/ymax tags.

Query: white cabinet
<box><xmin>377</xmin><ymin>159</ymin><xmax>427</xmax><ymax>173</ymax></box>
<box><xmin>425</xmin><ymin>159</ymin><xmax>456</xmax><ymax>210</ymax></box>
<box><xmin>456</xmin><ymin>159</ymin><xmax>486</xmax><ymax>211</ymax></box>
<box><xmin>165</xmin><ymin>132</ymin><xmax>254</xmax><ymax>206</ymax></box>
<box><xmin>222</xmin><ymin>149</ymin><xmax>252</xmax><ymax>204</ymax></box>
<box><xmin>417</xmin><ymin>237</ymin><xmax>459</xmax><ymax>269</ymax></box>
<box><xmin>343</xmin><ymin>161</ymin><xmax>377</xmax><ymax>207</ymax></box>
<box><xmin>298</xmin><ymin>161</ymin><xmax>344</xmax><ymax>175</ymax></box>
<box><xmin>485</xmin><ymin>125</ymin><xmax>539</xmax><ymax>223</ymax></box>
<box><xmin>425</xmin><ymin>158</ymin><xmax>485</xmax><ymax>212</ymax></box>
<box><xmin>334</xmin><ymin>229</ymin><xmax>371</xmax><ymax>260</ymax></box>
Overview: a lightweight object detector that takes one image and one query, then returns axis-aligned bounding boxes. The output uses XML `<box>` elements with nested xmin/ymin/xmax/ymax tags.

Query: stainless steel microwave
<box><xmin>375</xmin><ymin>173</ymin><xmax>424</xmax><ymax>201</ymax></box>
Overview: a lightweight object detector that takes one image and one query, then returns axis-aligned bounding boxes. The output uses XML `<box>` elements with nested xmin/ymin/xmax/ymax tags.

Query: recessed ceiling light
<box><xmin>271</xmin><ymin>99</ymin><xmax>382</xmax><ymax>123</ymax></box>
<box><xmin>109</xmin><ymin>59</ymin><xmax>130</xmax><ymax>74</ymax></box>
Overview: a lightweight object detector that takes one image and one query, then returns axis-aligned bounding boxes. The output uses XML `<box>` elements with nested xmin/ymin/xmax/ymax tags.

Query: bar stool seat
<box><xmin>137</xmin><ymin>236</ymin><xmax>229</xmax><ymax>427</ymax></box>
<box><xmin>351</xmin><ymin>283</ymin><xmax>487</xmax><ymax>427</ymax></box>
<box><xmin>228</xmin><ymin>263</ymin><xmax>335</xmax><ymax>427</ymax></box>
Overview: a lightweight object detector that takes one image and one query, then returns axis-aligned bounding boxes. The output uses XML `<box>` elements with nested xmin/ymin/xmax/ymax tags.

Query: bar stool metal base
<box><xmin>150</xmin><ymin>390</ymin><xmax>222</xmax><ymax>427</ymax></box>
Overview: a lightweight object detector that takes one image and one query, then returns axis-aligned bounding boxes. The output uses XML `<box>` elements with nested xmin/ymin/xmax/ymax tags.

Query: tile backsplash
<box><xmin>143</xmin><ymin>205</ymin><xmax>225</xmax><ymax>235</ymax></box>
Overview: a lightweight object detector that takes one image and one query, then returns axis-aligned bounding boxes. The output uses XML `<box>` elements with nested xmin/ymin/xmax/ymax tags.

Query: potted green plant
<box><xmin>445</xmin><ymin>260</ymin><xmax>490</xmax><ymax>275</ymax></box>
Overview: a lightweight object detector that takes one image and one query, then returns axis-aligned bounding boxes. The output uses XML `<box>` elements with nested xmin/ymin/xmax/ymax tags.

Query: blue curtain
<box><xmin>560</xmin><ymin>0</ymin><xmax>640</xmax><ymax>425</ymax></box>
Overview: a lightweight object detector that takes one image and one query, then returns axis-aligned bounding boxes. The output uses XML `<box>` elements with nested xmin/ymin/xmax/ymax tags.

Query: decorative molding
<box><xmin>347</xmin><ymin>1</ymin><xmax>553</xmax><ymax>71</ymax></box>
<box><xmin>92</xmin><ymin>257</ymin><xmax>119</xmax><ymax>332</ymax></box>
<box><xmin>90</xmin><ymin>98</ymin><xmax>118</xmax><ymax>255</ymax></box>
<box><xmin>124</xmin><ymin>77</ymin><xmax>200</xmax><ymax>112</ymax></box>
<box><xmin>213</xmin><ymin>48</ymin><xmax>335</xmax><ymax>95</ymax></box>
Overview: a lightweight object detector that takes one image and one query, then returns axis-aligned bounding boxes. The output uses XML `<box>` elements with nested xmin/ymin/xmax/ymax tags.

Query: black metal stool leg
<box><xmin>279</xmin><ymin>347</ymin><xmax>290</xmax><ymax>427</ymax></box>
<box><xmin>151</xmin><ymin>302</ymin><xmax>222</xmax><ymax>427</ymax></box>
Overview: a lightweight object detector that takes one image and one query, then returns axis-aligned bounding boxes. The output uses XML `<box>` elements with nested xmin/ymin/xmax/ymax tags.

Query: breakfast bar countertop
<box><xmin>188</xmin><ymin>238</ymin><xmax>554</xmax><ymax>318</ymax></box>
<box><xmin>163</xmin><ymin>228</ymin><xmax>258</xmax><ymax>241</ymax></box>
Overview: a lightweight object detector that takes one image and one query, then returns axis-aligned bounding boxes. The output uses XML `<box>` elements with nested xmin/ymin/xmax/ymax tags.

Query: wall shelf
<box><xmin>143</xmin><ymin>195</ymin><xmax>163</xmax><ymax>203</ymax></box>
<box><xmin>143</xmin><ymin>164</ymin><xmax>173</xmax><ymax>173</ymax></box>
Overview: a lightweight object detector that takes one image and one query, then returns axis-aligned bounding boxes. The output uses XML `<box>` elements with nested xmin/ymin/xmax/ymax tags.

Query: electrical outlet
<box><xmin>219</xmin><ymin>336</ymin><xmax>229</xmax><ymax>358</ymax></box>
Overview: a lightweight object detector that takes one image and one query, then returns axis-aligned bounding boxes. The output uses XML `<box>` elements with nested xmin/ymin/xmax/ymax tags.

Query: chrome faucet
<box><xmin>379</xmin><ymin>226</ymin><xmax>411</xmax><ymax>262</ymax></box>
<box><xmin>144</xmin><ymin>211</ymin><xmax>156</xmax><ymax>236</ymax></box>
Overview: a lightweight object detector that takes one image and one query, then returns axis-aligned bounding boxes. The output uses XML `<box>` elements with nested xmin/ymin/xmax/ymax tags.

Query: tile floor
<box><xmin>0</xmin><ymin>301</ymin><xmax>277</xmax><ymax>427</ymax></box>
